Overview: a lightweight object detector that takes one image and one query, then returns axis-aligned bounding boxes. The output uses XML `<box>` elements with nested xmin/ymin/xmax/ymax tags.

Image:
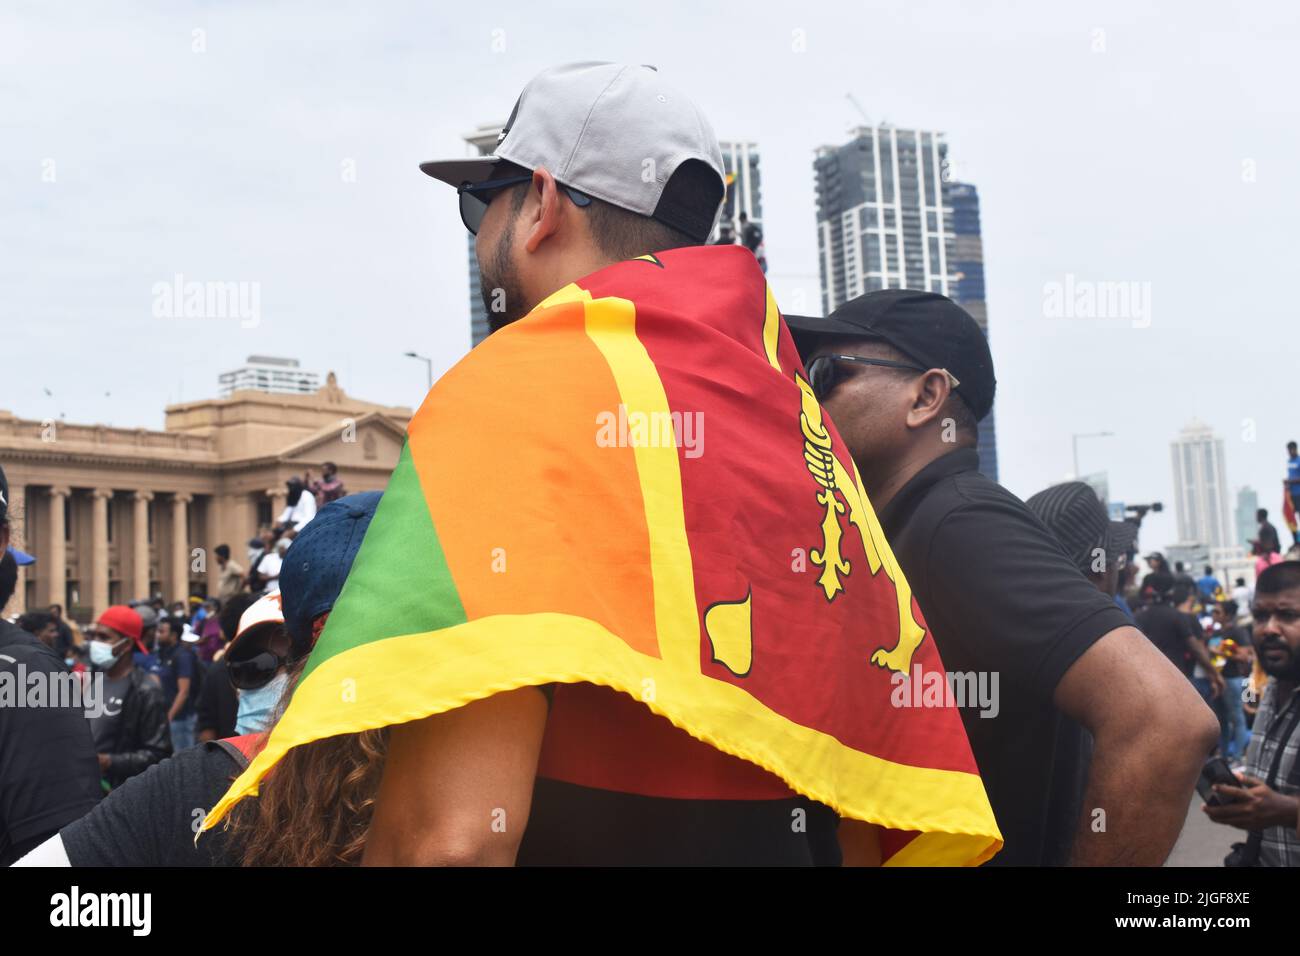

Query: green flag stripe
<box><xmin>300</xmin><ymin>441</ymin><xmax>468</xmax><ymax>682</ymax></box>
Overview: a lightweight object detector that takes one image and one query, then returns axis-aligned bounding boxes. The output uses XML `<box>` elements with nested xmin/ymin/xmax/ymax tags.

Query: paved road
<box><xmin>1166</xmin><ymin>794</ymin><xmax>1238</xmax><ymax>867</ymax></box>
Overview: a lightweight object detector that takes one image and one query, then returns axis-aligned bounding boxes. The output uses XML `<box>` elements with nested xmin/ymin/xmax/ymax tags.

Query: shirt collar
<box><xmin>878</xmin><ymin>447</ymin><xmax>981</xmax><ymax>538</ymax></box>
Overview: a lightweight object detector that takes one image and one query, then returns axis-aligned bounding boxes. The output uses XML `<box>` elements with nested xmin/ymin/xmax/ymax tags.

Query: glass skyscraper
<box><xmin>813</xmin><ymin>126</ymin><xmax>998</xmax><ymax>480</ymax></box>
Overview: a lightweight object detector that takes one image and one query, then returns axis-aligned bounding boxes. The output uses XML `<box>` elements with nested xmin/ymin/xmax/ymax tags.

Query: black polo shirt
<box><xmin>877</xmin><ymin>448</ymin><xmax>1132</xmax><ymax>865</ymax></box>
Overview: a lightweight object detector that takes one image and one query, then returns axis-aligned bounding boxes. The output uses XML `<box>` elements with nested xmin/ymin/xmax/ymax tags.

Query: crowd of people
<box><xmin>2</xmin><ymin>61</ymin><xmax>1298</xmax><ymax>869</ymax></box>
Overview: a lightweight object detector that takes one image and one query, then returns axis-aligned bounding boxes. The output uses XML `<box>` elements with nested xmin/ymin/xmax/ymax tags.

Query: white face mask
<box><xmin>88</xmin><ymin>639</ymin><xmax>125</xmax><ymax>670</ymax></box>
<box><xmin>235</xmin><ymin>672</ymin><xmax>290</xmax><ymax>735</ymax></box>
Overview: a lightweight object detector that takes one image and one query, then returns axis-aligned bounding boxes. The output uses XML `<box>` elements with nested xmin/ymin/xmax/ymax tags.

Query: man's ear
<box><xmin>906</xmin><ymin>370</ymin><xmax>952</xmax><ymax>429</ymax></box>
<box><xmin>522</xmin><ymin>166</ymin><xmax>564</xmax><ymax>254</ymax></box>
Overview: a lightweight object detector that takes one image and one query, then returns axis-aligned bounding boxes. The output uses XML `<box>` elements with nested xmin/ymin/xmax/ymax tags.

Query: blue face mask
<box><xmin>235</xmin><ymin>672</ymin><xmax>290</xmax><ymax>735</ymax></box>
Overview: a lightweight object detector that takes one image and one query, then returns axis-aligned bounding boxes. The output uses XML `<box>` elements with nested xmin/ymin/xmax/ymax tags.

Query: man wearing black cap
<box><xmin>786</xmin><ymin>292</ymin><xmax>1218</xmax><ymax>865</ymax></box>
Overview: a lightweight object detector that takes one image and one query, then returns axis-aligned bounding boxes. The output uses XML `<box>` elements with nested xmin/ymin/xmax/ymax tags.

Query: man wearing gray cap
<box><xmin>352</xmin><ymin>62</ymin><xmax>947</xmax><ymax>867</ymax></box>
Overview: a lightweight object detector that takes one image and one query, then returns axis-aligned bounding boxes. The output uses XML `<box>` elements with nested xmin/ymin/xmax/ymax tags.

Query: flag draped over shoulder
<box><xmin>204</xmin><ymin>245</ymin><xmax>1002</xmax><ymax>865</ymax></box>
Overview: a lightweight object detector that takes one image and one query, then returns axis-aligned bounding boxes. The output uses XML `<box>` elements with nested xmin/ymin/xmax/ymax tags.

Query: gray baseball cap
<box><xmin>420</xmin><ymin>61</ymin><xmax>725</xmax><ymax>242</ymax></box>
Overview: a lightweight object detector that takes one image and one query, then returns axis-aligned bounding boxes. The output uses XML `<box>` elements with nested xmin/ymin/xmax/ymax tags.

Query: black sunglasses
<box><xmin>457</xmin><ymin>174</ymin><xmax>592</xmax><ymax>235</ymax></box>
<box><xmin>226</xmin><ymin>649</ymin><xmax>287</xmax><ymax>691</ymax></box>
<box><xmin>806</xmin><ymin>354</ymin><xmax>961</xmax><ymax>402</ymax></box>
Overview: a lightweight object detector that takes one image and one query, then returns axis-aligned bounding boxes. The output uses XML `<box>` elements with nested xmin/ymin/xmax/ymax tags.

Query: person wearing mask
<box><xmin>11</xmin><ymin>493</ymin><xmax>383</xmax><ymax>867</ymax></box>
<box><xmin>156</xmin><ymin>615</ymin><xmax>201</xmax><ymax>751</ymax></box>
<box><xmin>1202</xmin><ymin>561</ymin><xmax>1300</xmax><ymax>866</ymax></box>
<box><xmin>786</xmin><ymin>290</ymin><xmax>1217</xmax><ymax>865</ymax></box>
<box><xmin>0</xmin><ymin>463</ymin><xmax>102</xmax><ymax>865</ymax></box>
<box><xmin>195</xmin><ymin>598</ymin><xmax>224</xmax><ymax>662</ymax></box>
<box><xmin>276</xmin><ymin>477</ymin><xmax>317</xmax><ymax>535</ymax></box>
<box><xmin>206</xmin><ymin>65</ymin><xmax>1001</xmax><ymax>869</ymax></box>
<box><xmin>84</xmin><ymin>605</ymin><xmax>172</xmax><ymax>789</ymax></box>
<box><xmin>195</xmin><ymin>593</ymin><xmax>259</xmax><ymax>744</ymax></box>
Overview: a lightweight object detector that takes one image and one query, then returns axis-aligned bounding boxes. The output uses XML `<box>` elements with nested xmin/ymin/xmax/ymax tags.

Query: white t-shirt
<box><xmin>278</xmin><ymin>491</ymin><xmax>317</xmax><ymax>532</ymax></box>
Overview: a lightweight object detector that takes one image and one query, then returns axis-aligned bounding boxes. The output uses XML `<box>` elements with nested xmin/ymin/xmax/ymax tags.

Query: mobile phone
<box><xmin>1197</xmin><ymin>757</ymin><xmax>1246</xmax><ymax>806</ymax></box>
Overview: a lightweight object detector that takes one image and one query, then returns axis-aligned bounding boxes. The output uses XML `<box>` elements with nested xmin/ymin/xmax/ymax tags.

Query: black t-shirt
<box><xmin>1135</xmin><ymin>603</ymin><xmax>1195</xmax><ymax>678</ymax></box>
<box><xmin>877</xmin><ymin>448</ymin><xmax>1132</xmax><ymax>866</ymax></box>
<box><xmin>60</xmin><ymin>740</ymin><xmax>246</xmax><ymax>866</ymax></box>
<box><xmin>158</xmin><ymin>643</ymin><xmax>199</xmax><ymax>718</ymax></box>
<box><xmin>195</xmin><ymin>659</ymin><xmax>239</xmax><ymax>740</ymax></box>
<box><xmin>1219</xmin><ymin>625</ymin><xmax>1249</xmax><ymax>679</ymax></box>
<box><xmin>0</xmin><ymin>620</ymin><xmax>102</xmax><ymax>866</ymax></box>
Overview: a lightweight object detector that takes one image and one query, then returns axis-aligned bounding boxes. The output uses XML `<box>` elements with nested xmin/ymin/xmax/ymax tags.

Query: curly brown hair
<box><xmin>222</xmin><ymin>622</ymin><xmax>390</xmax><ymax>866</ymax></box>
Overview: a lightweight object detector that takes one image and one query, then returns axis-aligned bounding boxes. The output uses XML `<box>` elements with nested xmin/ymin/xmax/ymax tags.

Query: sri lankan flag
<box><xmin>204</xmin><ymin>245</ymin><xmax>1001</xmax><ymax>865</ymax></box>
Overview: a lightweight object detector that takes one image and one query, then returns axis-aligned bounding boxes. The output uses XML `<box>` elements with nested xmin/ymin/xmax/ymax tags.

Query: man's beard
<box><xmin>1257</xmin><ymin>639</ymin><xmax>1300</xmax><ymax>680</ymax></box>
<box><xmin>478</xmin><ymin>223</ymin><xmax>530</xmax><ymax>334</ymax></box>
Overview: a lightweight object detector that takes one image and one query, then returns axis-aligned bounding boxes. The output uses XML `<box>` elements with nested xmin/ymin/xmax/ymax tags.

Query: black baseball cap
<box><xmin>786</xmin><ymin>290</ymin><xmax>996</xmax><ymax>421</ymax></box>
<box><xmin>1026</xmin><ymin>482</ymin><xmax>1138</xmax><ymax>576</ymax></box>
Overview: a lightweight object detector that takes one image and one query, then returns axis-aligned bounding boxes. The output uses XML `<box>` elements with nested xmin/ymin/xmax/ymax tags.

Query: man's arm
<box><xmin>837</xmin><ymin>818</ymin><xmax>883</xmax><ymax>866</ymax></box>
<box><xmin>362</xmin><ymin>686</ymin><xmax>548</xmax><ymax>866</ymax></box>
<box><xmin>1185</xmin><ymin>632</ymin><xmax>1225</xmax><ymax>698</ymax></box>
<box><xmin>1054</xmin><ymin>626</ymin><xmax>1219</xmax><ymax>866</ymax></box>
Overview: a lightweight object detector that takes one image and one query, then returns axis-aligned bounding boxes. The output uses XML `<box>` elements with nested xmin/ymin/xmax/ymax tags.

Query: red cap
<box><xmin>97</xmin><ymin>605</ymin><xmax>146</xmax><ymax>652</ymax></box>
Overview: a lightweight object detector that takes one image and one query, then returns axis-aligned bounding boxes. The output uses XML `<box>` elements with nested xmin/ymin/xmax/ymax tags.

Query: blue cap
<box><xmin>280</xmin><ymin>491</ymin><xmax>381</xmax><ymax>657</ymax></box>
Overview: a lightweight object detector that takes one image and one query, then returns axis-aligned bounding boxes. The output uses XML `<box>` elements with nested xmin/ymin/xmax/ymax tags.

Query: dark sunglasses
<box><xmin>457</xmin><ymin>175</ymin><xmax>592</xmax><ymax>235</ymax></box>
<box><xmin>807</xmin><ymin>354</ymin><xmax>960</xmax><ymax>402</ymax></box>
<box><xmin>226</xmin><ymin>650</ymin><xmax>287</xmax><ymax>691</ymax></box>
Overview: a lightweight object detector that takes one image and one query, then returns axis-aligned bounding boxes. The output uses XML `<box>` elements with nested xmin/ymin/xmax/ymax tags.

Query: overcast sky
<box><xmin>4</xmin><ymin>0</ymin><xmax>1297</xmax><ymax>553</ymax></box>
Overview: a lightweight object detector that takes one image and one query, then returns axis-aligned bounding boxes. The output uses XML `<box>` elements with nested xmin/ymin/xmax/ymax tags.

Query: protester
<box><xmin>16</xmin><ymin>610</ymin><xmax>60</xmax><ymax>651</ymax></box>
<box><xmin>1234</xmin><ymin>577</ymin><xmax>1253</xmax><ymax>615</ymax></box>
<box><xmin>786</xmin><ymin>290</ymin><xmax>1217</xmax><ymax>865</ymax></box>
<box><xmin>1141</xmin><ymin>551</ymin><xmax>1171</xmax><ymax>595</ymax></box>
<box><xmin>156</xmin><ymin>615</ymin><xmax>201</xmax><ymax>752</ymax></box>
<box><xmin>195</xmin><ymin>593</ymin><xmax>258</xmax><ymax>744</ymax></box>
<box><xmin>1177</xmin><ymin>582</ymin><xmax>1225</xmax><ymax>704</ymax></box>
<box><xmin>0</xmin><ymin>463</ymin><xmax>103</xmax><ymax>866</ymax></box>
<box><xmin>194</xmin><ymin>598</ymin><xmax>224</xmax><ymax>662</ymax></box>
<box><xmin>12</xmin><ymin>494</ymin><xmax>382</xmax><ymax>867</ymax></box>
<box><xmin>1255</xmin><ymin>508</ymin><xmax>1281</xmax><ymax>557</ymax></box>
<box><xmin>246</xmin><ymin>528</ymin><xmax>282</xmax><ymax>594</ymax></box>
<box><xmin>129</xmin><ymin>602</ymin><xmax>165</xmax><ymax>687</ymax></box>
<box><xmin>1136</xmin><ymin>574</ymin><xmax>1224</xmax><ymax>700</ymax></box>
<box><xmin>1286</xmin><ymin>442</ymin><xmax>1300</xmax><ymax>548</ymax></box>
<box><xmin>85</xmin><ymin>605</ymin><xmax>172</xmax><ymax>789</ymax></box>
<box><xmin>307</xmin><ymin>462</ymin><xmax>346</xmax><ymax>509</ymax></box>
<box><xmin>1202</xmin><ymin>561</ymin><xmax>1300</xmax><ymax>866</ymax></box>
<box><xmin>1198</xmin><ymin>565</ymin><xmax>1222</xmax><ymax>604</ymax></box>
<box><xmin>46</xmin><ymin>603</ymin><xmax>81</xmax><ymax>660</ymax></box>
<box><xmin>1211</xmin><ymin>600</ymin><xmax>1253</xmax><ymax>764</ymax></box>
<box><xmin>276</xmin><ymin>477</ymin><xmax>317</xmax><ymax>534</ymax></box>
<box><xmin>201</xmin><ymin>63</ymin><xmax>1002</xmax><ymax>869</ymax></box>
<box><xmin>738</xmin><ymin>210</ymin><xmax>766</xmax><ymax>272</ymax></box>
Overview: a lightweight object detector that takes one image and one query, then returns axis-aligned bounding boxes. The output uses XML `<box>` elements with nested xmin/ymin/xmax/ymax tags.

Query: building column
<box><xmin>266</xmin><ymin>488</ymin><xmax>286</xmax><ymax>528</ymax></box>
<box><xmin>44</xmin><ymin>486</ymin><xmax>70</xmax><ymax>609</ymax></box>
<box><xmin>171</xmin><ymin>494</ymin><xmax>192</xmax><ymax>604</ymax></box>
<box><xmin>90</xmin><ymin>488</ymin><xmax>112</xmax><ymax>620</ymax></box>
<box><xmin>131</xmin><ymin>491</ymin><xmax>153</xmax><ymax>601</ymax></box>
<box><xmin>5</xmin><ymin>481</ymin><xmax>26</xmax><ymax>615</ymax></box>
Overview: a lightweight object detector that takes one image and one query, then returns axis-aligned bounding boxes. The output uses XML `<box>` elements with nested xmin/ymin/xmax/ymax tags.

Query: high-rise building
<box><xmin>218</xmin><ymin>356</ymin><xmax>319</xmax><ymax>397</ymax></box>
<box><xmin>463</xmin><ymin>122</ymin><xmax>505</xmax><ymax>349</ymax></box>
<box><xmin>711</xmin><ymin>140</ymin><xmax>763</xmax><ymax>244</ymax></box>
<box><xmin>1170</xmin><ymin>420</ymin><xmax>1232</xmax><ymax>550</ymax></box>
<box><xmin>949</xmin><ymin>182</ymin><xmax>997</xmax><ymax>481</ymax></box>
<box><xmin>812</xmin><ymin>126</ymin><xmax>998</xmax><ymax>479</ymax></box>
<box><xmin>1235</xmin><ymin>486</ymin><xmax>1259</xmax><ymax>551</ymax></box>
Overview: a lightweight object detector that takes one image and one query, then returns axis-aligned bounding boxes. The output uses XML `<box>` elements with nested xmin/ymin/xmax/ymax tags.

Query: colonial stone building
<box><xmin>1</xmin><ymin>373</ymin><xmax>410</xmax><ymax>622</ymax></box>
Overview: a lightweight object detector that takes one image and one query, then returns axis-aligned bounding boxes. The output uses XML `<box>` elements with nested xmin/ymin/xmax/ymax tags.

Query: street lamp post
<box><xmin>404</xmin><ymin>351</ymin><xmax>433</xmax><ymax>391</ymax></box>
<box><xmin>1072</xmin><ymin>431</ymin><xmax>1114</xmax><ymax>479</ymax></box>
